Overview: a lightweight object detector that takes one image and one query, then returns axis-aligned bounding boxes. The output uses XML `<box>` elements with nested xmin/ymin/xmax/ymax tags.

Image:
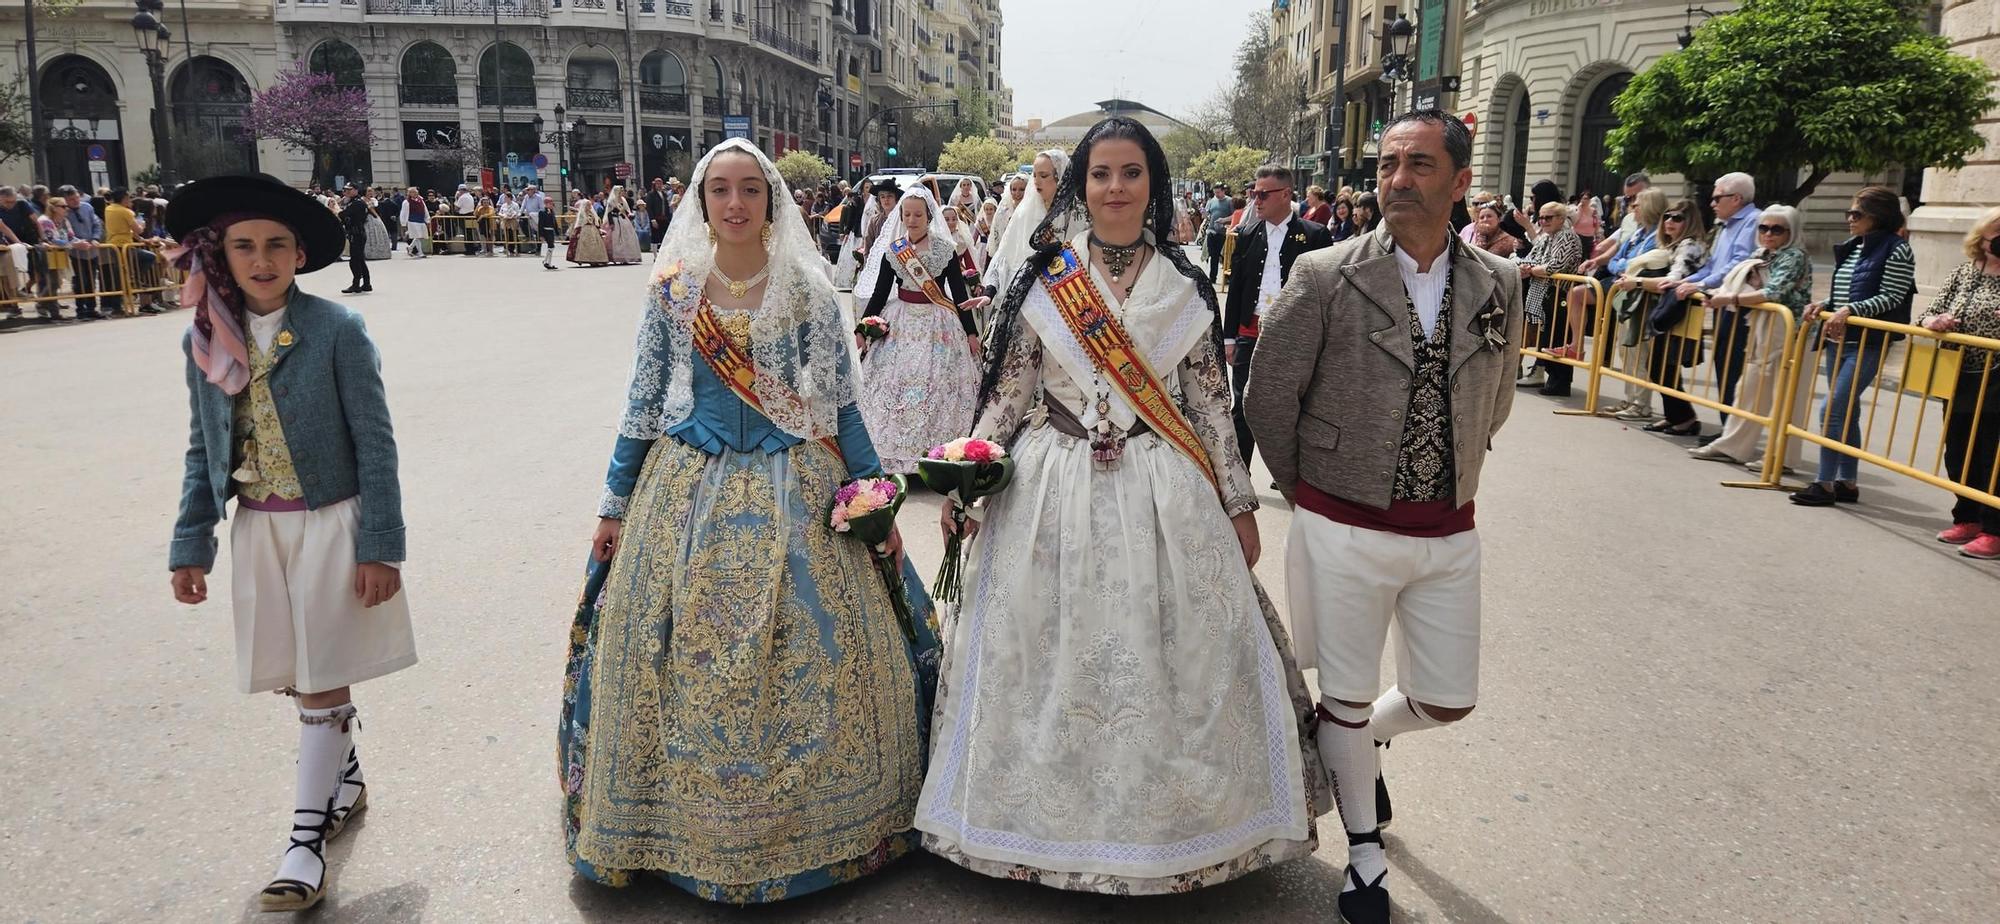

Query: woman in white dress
<box><xmin>949</xmin><ymin>177</ymin><xmax>980</xmax><ymax>213</ymax></box>
<box><xmin>854</xmin><ymin>186</ymin><xmax>986</xmax><ymax>473</ymax></box>
<box><xmin>982</xmin><ymin>149</ymin><xmax>1069</xmax><ymax>299</ymax></box>
<box><xmin>605</xmin><ymin>186</ymin><xmax>642</xmax><ymax>264</ymax></box>
<box><xmin>915</xmin><ymin>116</ymin><xmax>1329</xmax><ymax>894</ymax></box>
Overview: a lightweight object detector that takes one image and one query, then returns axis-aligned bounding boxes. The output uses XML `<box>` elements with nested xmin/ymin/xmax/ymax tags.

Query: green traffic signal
<box><xmin>886</xmin><ymin>146</ymin><xmax>899</xmax><ymax>157</ymax></box>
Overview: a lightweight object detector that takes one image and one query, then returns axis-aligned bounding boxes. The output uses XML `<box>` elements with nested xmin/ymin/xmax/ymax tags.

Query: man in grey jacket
<box><xmin>1245</xmin><ymin>110</ymin><xmax>1524</xmax><ymax>924</ymax></box>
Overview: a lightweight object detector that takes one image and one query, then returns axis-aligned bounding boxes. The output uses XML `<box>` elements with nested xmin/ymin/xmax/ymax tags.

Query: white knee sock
<box><xmin>1317</xmin><ymin>699</ymin><xmax>1386</xmax><ymax>890</ymax></box>
<box><xmin>1371</xmin><ymin>687</ymin><xmax>1450</xmax><ymax>743</ymax></box>
<box><xmin>274</xmin><ymin>704</ymin><xmax>354</xmax><ymax>887</ymax></box>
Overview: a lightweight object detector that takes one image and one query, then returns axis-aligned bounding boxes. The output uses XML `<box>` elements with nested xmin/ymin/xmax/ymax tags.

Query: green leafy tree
<box><xmin>953</xmin><ymin>84</ymin><xmax>995</xmax><ymax>136</ymax></box>
<box><xmin>1608</xmin><ymin>0</ymin><xmax>1995</xmax><ymax>203</ymax></box>
<box><xmin>1186</xmin><ymin>145</ymin><xmax>1269</xmax><ymax>190</ymax></box>
<box><xmin>0</xmin><ymin>82</ymin><xmax>32</xmax><ymax>165</ymax></box>
<box><xmin>774</xmin><ymin>149</ymin><xmax>834</xmax><ymax>192</ymax></box>
<box><xmin>937</xmin><ymin>133</ymin><xmax>1015</xmax><ymax>179</ymax></box>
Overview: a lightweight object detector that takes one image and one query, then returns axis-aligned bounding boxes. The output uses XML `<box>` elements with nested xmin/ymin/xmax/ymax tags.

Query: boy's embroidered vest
<box><xmin>230</xmin><ymin>339</ymin><xmax>305</xmax><ymax>501</ymax></box>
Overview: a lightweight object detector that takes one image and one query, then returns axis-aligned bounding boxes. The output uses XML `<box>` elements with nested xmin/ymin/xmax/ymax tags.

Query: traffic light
<box><xmin>560</xmin><ymin>166</ymin><xmax>569</xmax><ymax>177</ymax></box>
<box><xmin>886</xmin><ymin>118</ymin><xmax>900</xmax><ymax>159</ymax></box>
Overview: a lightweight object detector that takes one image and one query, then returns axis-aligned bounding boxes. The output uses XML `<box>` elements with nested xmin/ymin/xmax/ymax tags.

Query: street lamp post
<box><xmin>130</xmin><ymin>1</ymin><xmax>175</xmax><ymax>186</ymax></box>
<box><xmin>534</xmin><ymin>104</ymin><xmax>585</xmax><ymax>209</ymax></box>
<box><xmin>1382</xmin><ymin>13</ymin><xmax>1416</xmax><ymax>118</ymax></box>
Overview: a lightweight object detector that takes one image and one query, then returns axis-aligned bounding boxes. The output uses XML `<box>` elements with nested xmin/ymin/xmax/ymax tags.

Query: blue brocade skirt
<box><xmin>559</xmin><ymin>436</ymin><xmax>939</xmax><ymax>903</ymax></box>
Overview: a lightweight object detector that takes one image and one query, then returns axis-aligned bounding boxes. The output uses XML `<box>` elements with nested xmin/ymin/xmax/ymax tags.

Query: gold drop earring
<box><xmin>707</xmin><ymin>226</ymin><xmax>717</xmax><ymax>244</ymax></box>
<box><xmin>760</xmin><ymin>224</ymin><xmax>773</xmax><ymax>248</ymax></box>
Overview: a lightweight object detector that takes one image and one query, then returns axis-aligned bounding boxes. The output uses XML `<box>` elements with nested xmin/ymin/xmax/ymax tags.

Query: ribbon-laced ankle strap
<box><xmin>1346</xmin><ymin>829</ymin><xmax>1383</xmax><ymax>847</ymax></box>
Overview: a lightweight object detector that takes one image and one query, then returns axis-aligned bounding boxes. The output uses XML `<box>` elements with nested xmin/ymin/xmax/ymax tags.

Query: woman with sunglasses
<box><xmin>1917</xmin><ymin>206</ymin><xmax>2000</xmax><ymax>559</ymax></box>
<box><xmin>1516</xmin><ymin>202</ymin><xmax>1583</xmax><ymax>393</ymax></box>
<box><xmin>1690</xmin><ymin>205</ymin><xmax>1814</xmax><ymax>468</ymax></box>
<box><xmin>1608</xmin><ymin>199</ymin><xmax>1708</xmax><ymax>429</ymax></box>
<box><xmin>1790</xmin><ymin>186</ymin><xmax>1917</xmax><ymax>507</ymax></box>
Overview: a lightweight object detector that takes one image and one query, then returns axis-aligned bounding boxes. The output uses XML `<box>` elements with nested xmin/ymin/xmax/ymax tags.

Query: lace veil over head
<box><xmin>853</xmin><ymin>183</ymin><xmax>958</xmax><ymax>298</ymax></box>
<box><xmin>625</xmin><ymin>138</ymin><xmax>852</xmax><ymax>442</ymax></box>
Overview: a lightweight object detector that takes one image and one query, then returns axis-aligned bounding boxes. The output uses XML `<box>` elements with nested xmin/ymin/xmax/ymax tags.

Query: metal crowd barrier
<box><xmin>424</xmin><ymin>214</ymin><xmax>547</xmax><ymax>256</ymax></box>
<box><xmin>1781</xmin><ymin>316</ymin><xmax>2000</xmax><ymax>510</ymax></box>
<box><xmin>1527</xmin><ymin>283</ymin><xmax>2000</xmax><ymax>517</ymax></box>
<box><xmin>0</xmin><ymin>240</ymin><xmax>181</xmax><ymax>319</ymax></box>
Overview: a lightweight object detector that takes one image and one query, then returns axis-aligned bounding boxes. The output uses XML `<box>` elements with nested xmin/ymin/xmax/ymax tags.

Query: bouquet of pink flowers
<box><xmin>854</xmin><ymin>316</ymin><xmax>890</xmax><ymax>342</ymax></box>
<box><xmin>917</xmin><ymin>438</ymin><xmax>1014</xmax><ymax>604</ymax></box>
<box><xmin>830</xmin><ymin>475</ymin><xmax>916</xmax><ymax>642</ymax></box>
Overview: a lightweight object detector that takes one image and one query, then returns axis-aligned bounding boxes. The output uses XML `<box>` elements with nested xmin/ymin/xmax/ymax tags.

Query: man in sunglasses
<box><xmin>1222</xmin><ymin>165</ymin><xmax>1333</xmax><ymax>463</ymax></box>
<box><xmin>1670</xmin><ymin>172</ymin><xmax>1764</xmax><ymax>438</ymax></box>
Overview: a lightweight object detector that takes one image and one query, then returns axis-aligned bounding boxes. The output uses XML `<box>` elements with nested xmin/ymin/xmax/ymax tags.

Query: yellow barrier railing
<box><xmin>1528</xmin><ymin>279</ymin><xmax>2000</xmax><ymax>518</ymax></box>
<box><xmin>1781</xmin><ymin>316</ymin><xmax>2000</xmax><ymax>510</ymax></box>
<box><xmin>0</xmin><ymin>240</ymin><xmax>181</xmax><ymax>320</ymax></box>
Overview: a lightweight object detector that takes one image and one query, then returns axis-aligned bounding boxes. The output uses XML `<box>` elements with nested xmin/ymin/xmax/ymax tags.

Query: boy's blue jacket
<box><xmin>170</xmin><ymin>289</ymin><xmax>404</xmax><ymax>571</ymax></box>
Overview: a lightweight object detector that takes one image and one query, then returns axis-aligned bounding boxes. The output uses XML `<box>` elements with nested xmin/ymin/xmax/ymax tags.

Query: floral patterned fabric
<box><xmin>913</xmin><ymin>252</ymin><xmax>1328</xmax><ymax>894</ymax></box>
<box><xmin>1393</xmin><ymin>276</ymin><xmax>1456</xmax><ymax>502</ymax></box>
<box><xmin>559</xmin><ymin>436</ymin><xmax>940</xmax><ymax>903</ymax></box>
<box><xmin>857</xmin><ymin>241</ymin><xmax>979</xmax><ymax>473</ymax></box>
<box><xmin>231</xmin><ymin>338</ymin><xmax>304</xmax><ymax>501</ymax></box>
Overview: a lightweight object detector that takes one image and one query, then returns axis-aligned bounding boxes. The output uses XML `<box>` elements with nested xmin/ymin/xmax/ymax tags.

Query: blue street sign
<box><xmin>532</xmin><ymin>153</ymin><xmax>549</xmax><ymax>169</ymax></box>
<box><xmin>723</xmin><ymin>116</ymin><xmax>751</xmax><ymax>140</ymax></box>
<box><xmin>86</xmin><ymin>143</ymin><xmax>106</xmax><ymax>161</ymax></box>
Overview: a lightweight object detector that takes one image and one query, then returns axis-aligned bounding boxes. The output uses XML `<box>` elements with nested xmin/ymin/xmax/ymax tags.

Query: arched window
<box><xmin>709</xmin><ymin>55</ymin><xmax>727</xmax><ymax>110</ymax></box>
<box><xmin>565</xmin><ymin>47</ymin><xmax>620</xmax><ymax>112</ymax></box>
<box><xmin>1572</xmin><ymin>72</ymin><xmax>1631</xmax><ymax>204</ymax></box>
<box><xmin>307</xmin><ymin>39</ymin><xmax>365</xmax><ymax>90</ymax></box>
<box><xmin>39</xmin><ymin>54</ymin><xmax>126</xmax><ymax>189</ymax></box>
<box><xmin>400</xmin><ymin>41</ymin><xmax>457</xmax><ymax>107</ymax></box>
<box><xmin>639</xmin><ymin>50</ymin><xmax>687</xmax><ymax>114</ymax></box>
<box><xmin>171</xmin><ymin>55</ymin><xmax>258</xmax><ymax>177</ymax></box>
<box><xmin>478</xmin><ymin>42</ymin><xmax>535</xmax><ymax>107</ymax></box>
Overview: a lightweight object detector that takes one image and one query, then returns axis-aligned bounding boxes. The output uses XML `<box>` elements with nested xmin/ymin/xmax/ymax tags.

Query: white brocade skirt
<box><xmin>856</xmin><ymin>300</ymin><xmax>978</xmax><ymax>473</ymax></box>
<box><xmin>230</xmin><ymin>497</ymin><xmax>417</xmax><ymax>695</ymax></box>
<box><xmin>914</xmin><ymin>424</ymin><xmax>1328</xmax><ymax>893</ymax></box>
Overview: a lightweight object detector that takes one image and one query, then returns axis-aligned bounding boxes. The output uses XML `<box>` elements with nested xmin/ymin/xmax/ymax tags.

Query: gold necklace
<box><xmin>710</xmin><ymin>266</ymin><xmax>770</xmax><ymax>299</ymax></box>
<box><xmin>1090</xmin><ymin>233</ymin><xmax>1145</xmax><ymax>285</ymax></box>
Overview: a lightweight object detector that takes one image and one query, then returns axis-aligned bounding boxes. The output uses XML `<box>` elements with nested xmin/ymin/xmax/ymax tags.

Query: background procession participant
<box><xmin>604</xmin><ymin>185</ymin><xmax>642</xmax><ymax>264</ymax></box>
<box><xmin>398</xmin><ymin>186</ymin><xmax>429</xmax><ymax>258</ymax></box>
<box><xmin>856</xmin><ymin>185</ymin><xmax>985</xmax><ymax>473</ymax></box>
<box><xmin>917</xmin><ymin>116</ymin><xmax>1329</xmax><ymax>895</ymax></box>
<box><xmin>982</xmin><ymin>149</ymin><xmax>1070</xmax><ymax>300</ymax></box>
<box><xmin>560</xmin><ymin>139</ymin><xmax>938</xmax><ymax>903</ymax></box>
<box><xmin>1222</xmin><ymin>164</ymin><xmax>1332</xmax><ymax>464</ymax></box>
<box><xmin>338</xmin><ymin>184</ymin><xmax>373</xmax><ymax>294</ymax></box>
<box><xmin>1246</xmin><ymin>110</ymin><xmax>1525</xmax><ymax>924</ymax></box>
<box><xmin>165</xmin><ymin>173</ymin><xmax>414</xmax><ymax>912</ymax></box>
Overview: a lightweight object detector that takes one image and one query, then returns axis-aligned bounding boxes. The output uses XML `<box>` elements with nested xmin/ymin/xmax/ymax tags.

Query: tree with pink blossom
<box><xmin>242</xmin><ymin>62</ymin><xmax>376</xmax><ymax>185</ymax></box>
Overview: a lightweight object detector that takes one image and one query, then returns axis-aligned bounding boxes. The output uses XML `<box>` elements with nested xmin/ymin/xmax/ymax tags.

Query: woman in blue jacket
<box><xmin>165</xmin><ymin>174</ymin><xmax>413</xmax><ymax>912</ymax></box>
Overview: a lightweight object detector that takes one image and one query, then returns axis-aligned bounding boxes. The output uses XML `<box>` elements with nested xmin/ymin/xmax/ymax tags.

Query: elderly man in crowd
<box><xmin>520</xmin><ymin>185</ymin><xmax>548</xmax><ymax>255</ymax></box>
<box><xmin>1671</xmin><ymin>171</ymin><xmax>1763</xmax><ymax>436</ymax></box>
<box><xmin>59</xmin><ymin>185</ymin><xmax>105</xmax><ymax>321</ymax></box>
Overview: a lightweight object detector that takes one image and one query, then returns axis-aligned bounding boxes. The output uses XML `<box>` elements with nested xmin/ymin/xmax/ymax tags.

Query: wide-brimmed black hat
<box><xmin>869</xmin><ymin>178</ymin><xmax>902</xmax><ymax>198</ymax></box>
<box><xmin>165</xmin><ymin>173</ymin><xmax>347</xmax><ymax>274</ymax></box>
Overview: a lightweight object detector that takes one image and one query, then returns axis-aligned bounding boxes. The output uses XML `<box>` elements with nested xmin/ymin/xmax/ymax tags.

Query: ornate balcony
<box><xmin>365</xmin><ymin>0</ymin><xmax>547</xmax><ymax>14</ymax></box>
<box><xmin>752</xmin><ymin>21</ymin><xmax>821</xmax><ymax>65</ymax></box>
<box><xmin>640</xmin><ymin>89</ymin><xmax>690</xmax><ymax>113</ymax></box>
<box><xmin>565</xmin><ymin>86</ymin><xmax>623</xmax><ymax>111</ymax></box>
<box><xmin>477</xmin><ymin>84</ymin><xmax>537</xmax><ymax>107</ymax></box>
<box><xmin>399</xmin><ymin>83</ymin><xmax>459</xmax><ymax>106</ymax></box>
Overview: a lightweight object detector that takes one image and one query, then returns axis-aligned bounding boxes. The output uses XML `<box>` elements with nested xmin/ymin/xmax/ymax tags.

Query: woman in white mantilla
<box><xmin>914</xmin><ymin>116</ymin><xmax>1330</xmax><ymax>894</ymax></box>
<box><xmin>558</xmin><ymin>139</ymin><xmax>939</xmax><ymax>903</ymax></box>
<box><xmin>605</xmin><ymin>185</ymin><xmax>642</xmax><ymax>264</ymax></box>
<box><xmin>982</xmin><ymin>148</ymin><xmax>1071</xmax><ymax>299</ymax></box>
<box><xmin>854</xmin><ymin>185</ymin><xmax>986</xmax><ymax>474</ymax></box>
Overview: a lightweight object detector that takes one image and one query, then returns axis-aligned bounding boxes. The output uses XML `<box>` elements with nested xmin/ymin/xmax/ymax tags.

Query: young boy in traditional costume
<box><xmin>165</xmin><ymin>174</ymin><xmax>416</xmax><ymax>912</ymax></box>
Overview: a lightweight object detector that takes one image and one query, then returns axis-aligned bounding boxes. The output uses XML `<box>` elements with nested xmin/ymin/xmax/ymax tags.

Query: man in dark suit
<box><xmin>1224</xmin><ymin>164</ymin><xmax>1333</xmax><ymax>463</ymax></box>
<box><xmin>644</xmin><ymin>177</ymin><xmax>673</xmax><ymax>236</ymax></box>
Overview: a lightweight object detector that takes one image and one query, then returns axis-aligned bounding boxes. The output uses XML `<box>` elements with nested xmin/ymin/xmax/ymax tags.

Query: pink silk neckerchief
<box><xmin>168</xmin><ymin>227</ymin><xmax>251</xmax><ymax>396</ymax></box>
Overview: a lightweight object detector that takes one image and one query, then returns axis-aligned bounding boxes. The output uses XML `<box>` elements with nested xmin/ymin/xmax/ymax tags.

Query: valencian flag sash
<box><xmin>687</xmin><ymin>292</ymin><xmax>845</xmax><ymax>463</ymax></box>
<box><xmin>1038</xmin><ymin>245</ymin><xmax>1219</xmax><ymax>490</ymax></box>
<box><xmin>890</xmin><ymin>237</ymin><xmax>957</xmax><ymax>310</ymax></box>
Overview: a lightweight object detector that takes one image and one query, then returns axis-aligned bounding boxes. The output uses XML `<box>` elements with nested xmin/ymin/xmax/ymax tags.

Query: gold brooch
<box><xmin>1293</xmin><ymin>233</ymin><xmax>1306</xmax><ymax>243</ymax></box>
<box><xmin>276</xmin><ymin>330</ymin><xmax>294</xmax><ymax>348</ymax></box>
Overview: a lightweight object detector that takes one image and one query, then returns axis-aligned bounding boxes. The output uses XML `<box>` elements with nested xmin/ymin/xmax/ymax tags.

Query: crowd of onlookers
<box><xmin>0</xmin><ymin>182</ymin><xmax>178</xmax><ymax>321</ymax></box>
<box><xmin>1189</xmin><ymin>166</ymin><xmax>2000</xmax><ymax>561</ymax></box>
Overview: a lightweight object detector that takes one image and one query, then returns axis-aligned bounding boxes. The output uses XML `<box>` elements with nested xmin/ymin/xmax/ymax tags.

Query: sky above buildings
<box><xmin>1001</xmin><ymin>0</ymin><xmax>1267</xmax><ymax>125</ymax></box>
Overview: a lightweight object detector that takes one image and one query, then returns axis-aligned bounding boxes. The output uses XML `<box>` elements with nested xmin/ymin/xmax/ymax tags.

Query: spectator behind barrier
<box><xmin>1790</xmin><ymin>186</ymin><xmax>1916</xmax><ymax>509</ymax></box>
<box><xmin>1516</xmin><ymin>201</ymin><xmax>1583</xmax><ymax>396</ymax></box>
<box><xmin>1615</xmin><ymin>197</ymin><xmax>1708</xmax><ymax>430</ymax></box>
<box><xmin>1689</xmin><ymin>204</ymin><xmax>1813</xmax><ymax>469</ymax></box>
<box><xmin>1915</xmin><ymin>205</ymin><xmax>2000</xmax><ymax>559</ymax></box>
